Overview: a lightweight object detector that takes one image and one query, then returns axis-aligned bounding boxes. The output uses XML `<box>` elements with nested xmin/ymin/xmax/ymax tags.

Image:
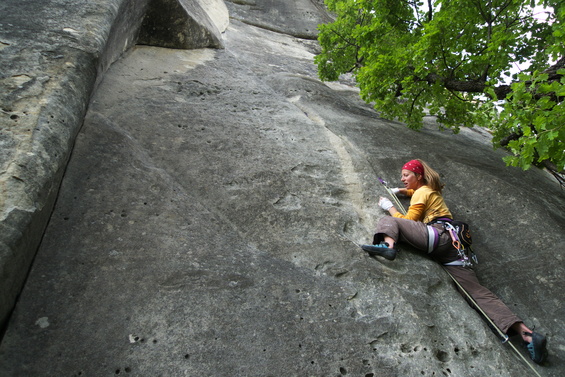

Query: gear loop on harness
<box><xmin>444</xmin><ymin>222</ymin><xmax>461</xmax><ymax>250</ymax></box>
<box><xmin>442</xmin><ymin>222</ymin><xmax>473</xmax><ymax>268</ymax></box>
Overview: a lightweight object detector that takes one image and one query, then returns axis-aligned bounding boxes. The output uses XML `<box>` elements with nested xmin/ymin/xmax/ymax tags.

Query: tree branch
<box><xmin>420</xmin><ymin>55</ymin><xmax>565</xmax><ymax>101</ymax></box>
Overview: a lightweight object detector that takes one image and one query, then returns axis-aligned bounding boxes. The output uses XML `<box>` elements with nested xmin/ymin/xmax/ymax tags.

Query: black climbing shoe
<box><xmin>525</xmin><ymin>331</ymin><xmax>548</xmax><ymax>364</ymax></box>
<box><xmin>361</xmin><ymin>242</ymin><xmax>397</xmax><ymax>261</ymax></box>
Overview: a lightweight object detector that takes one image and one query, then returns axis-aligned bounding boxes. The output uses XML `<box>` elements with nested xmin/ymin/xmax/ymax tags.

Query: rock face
<box><xmin>0</xmin><ymin>1</ymin><xmax>564</xmax><ymax>376</ymax></box>
<box><xmin>0</xmin><ymin>0</ymin><xmax>228</xmax><ymax>332</ymax></box>
<box><xmin>226</xmin><ymin>0</ymin><xmax>332</xmax><ymax>39</ymax></box>
<box><xmin>138</xmin><ymin>0</ymin><xmax>227</xmax><ymax>49</ymax></box>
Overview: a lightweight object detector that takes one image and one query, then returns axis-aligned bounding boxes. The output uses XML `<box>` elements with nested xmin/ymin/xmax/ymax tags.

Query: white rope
<box><xmin>379</xmin><ymin>178</ymin><xmax>407</xmax><ymax>215</ymax></box>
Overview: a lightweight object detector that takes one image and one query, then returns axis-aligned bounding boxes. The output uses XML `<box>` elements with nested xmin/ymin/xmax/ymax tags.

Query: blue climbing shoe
<box><xmin>361</xmin><ymin>242</ymin><xmax>397</xmax><ymax>261</ymax></box>
<box><xmin>525</xmin><ymin>331</ymin><xmax>548</xmax><ymax>364</ymax></box>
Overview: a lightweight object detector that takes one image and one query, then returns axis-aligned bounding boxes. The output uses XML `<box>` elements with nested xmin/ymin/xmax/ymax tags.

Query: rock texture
<box><xmin>1</xmin><ymin>1</ymin><xmax>564</xmax><ymax>376</ymax></box>
<box><xmin>138</xmin><ymin>0</ymin><xmax>227</xmax><ymax>49</ymax></box>
<box><xmin>226</xmin><ymin>0</ymin><xmax>332</xmax><ymax>39</ymax></box>
<box><xmin>0</xmin><ymin>0</ymin><xmax>228</xmax><ymax>332</ymax></box>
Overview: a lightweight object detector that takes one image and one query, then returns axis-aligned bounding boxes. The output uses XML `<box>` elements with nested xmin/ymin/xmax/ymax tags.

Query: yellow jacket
<box><xmin>393</xmin><ymin>185</ymin><xmax>452</xmax><ymax>224</ymax></box>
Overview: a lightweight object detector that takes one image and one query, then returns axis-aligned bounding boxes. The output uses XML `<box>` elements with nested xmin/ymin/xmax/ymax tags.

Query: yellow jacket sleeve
<box><xmin>393</xmin><ymin>203</ymin><xmax>425</xmax><ymax>221</ymax></box>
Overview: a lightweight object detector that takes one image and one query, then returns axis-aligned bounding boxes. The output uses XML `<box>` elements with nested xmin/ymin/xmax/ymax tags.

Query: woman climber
<box><xmin>362</xmin><ymin>159</ymin><xmax>548</xmax><ymax>364</ymax></box>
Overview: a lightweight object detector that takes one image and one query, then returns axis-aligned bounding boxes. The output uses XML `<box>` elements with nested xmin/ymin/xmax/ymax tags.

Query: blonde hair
<box><xmin>418</xmin><ymin>159</ymin><xmax>445</xmax><ymax>193</ymax></box>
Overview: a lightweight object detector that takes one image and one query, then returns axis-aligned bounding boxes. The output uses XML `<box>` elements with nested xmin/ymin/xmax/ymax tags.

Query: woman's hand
<box><xmin>392</xmin><ymin>188</ymin><xmax>407</xmax><ymax>196</ymax></box>
<box><xmin>379</xmin><ymin>196</ymin><xmax>400</xmax><ymax>216</ymax></box>
<box><xmin>378</xmin><ymin>197</ymin><xmax>394</xmax><ymax>211</ymax></box>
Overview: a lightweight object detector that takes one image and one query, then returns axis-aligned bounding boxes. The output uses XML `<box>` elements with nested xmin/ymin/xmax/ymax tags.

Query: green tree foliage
<box><xmin>316</xmin><ymin>0</ymin><xmax>565</xmax><ymax>181</ymax></box>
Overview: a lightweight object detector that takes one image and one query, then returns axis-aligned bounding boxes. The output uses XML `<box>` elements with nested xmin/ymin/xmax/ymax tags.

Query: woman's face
<box><xmin>401</xmin><ymin>169</ymin><xmax>422</xmax><ymax>190</ymax></box>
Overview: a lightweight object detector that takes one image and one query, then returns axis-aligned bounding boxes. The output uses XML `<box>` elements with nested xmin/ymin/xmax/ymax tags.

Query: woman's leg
<box><xmin>373</xmin><ymin>217</ymin><xmax>429</xmax><ymax>249</ymax></box>
<box><xmin>444</xmin><ymin>265</ymin><xmax>522</xmax><ymax>334</ymax></box>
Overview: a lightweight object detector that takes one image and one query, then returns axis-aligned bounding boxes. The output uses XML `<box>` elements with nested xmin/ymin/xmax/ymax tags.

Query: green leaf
<box><xmin>316</xmin><ymin>0</ymin><xmax>563</xmax><ymax>174</ymax></box>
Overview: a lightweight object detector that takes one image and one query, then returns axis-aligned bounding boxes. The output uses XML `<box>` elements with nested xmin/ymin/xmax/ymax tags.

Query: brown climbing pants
<box><xmin>374</xmin><ymin>216</ymin><xmax>522</xmax><ymax>333</ymax></box>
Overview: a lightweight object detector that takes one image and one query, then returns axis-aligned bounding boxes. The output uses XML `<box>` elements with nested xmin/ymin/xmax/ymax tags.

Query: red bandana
<box><xmin>402</xmin><ymin>160</ymin><xmax>424</xmax><ymax>175</ymax></box>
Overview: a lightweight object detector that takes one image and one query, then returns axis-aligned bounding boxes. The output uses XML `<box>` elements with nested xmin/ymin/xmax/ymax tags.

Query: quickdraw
<box><xmin>443</xmin><ymin>222</ymin><xmax>473</xmax><ymax>268</ymax></box>
<box><xmin>378</xmin><ymin>177</ymin><xmax>407</xmax><ymax>215</ymax></box>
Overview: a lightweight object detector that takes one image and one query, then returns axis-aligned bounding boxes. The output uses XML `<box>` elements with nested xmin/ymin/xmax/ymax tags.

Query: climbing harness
<box><xmin>378</xmin><ymin>177</ymin><xmax>407</xmax><ymax>215</ymax></box>
<box><xmin>426</xmin><ymin>225</ymin><xmax>440</xmax><ymax>253</ymax></box>
<box><xmin>427</xmin><ymin>218</ymin><xmax>478</xmax><ymax>267</ymax></box>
